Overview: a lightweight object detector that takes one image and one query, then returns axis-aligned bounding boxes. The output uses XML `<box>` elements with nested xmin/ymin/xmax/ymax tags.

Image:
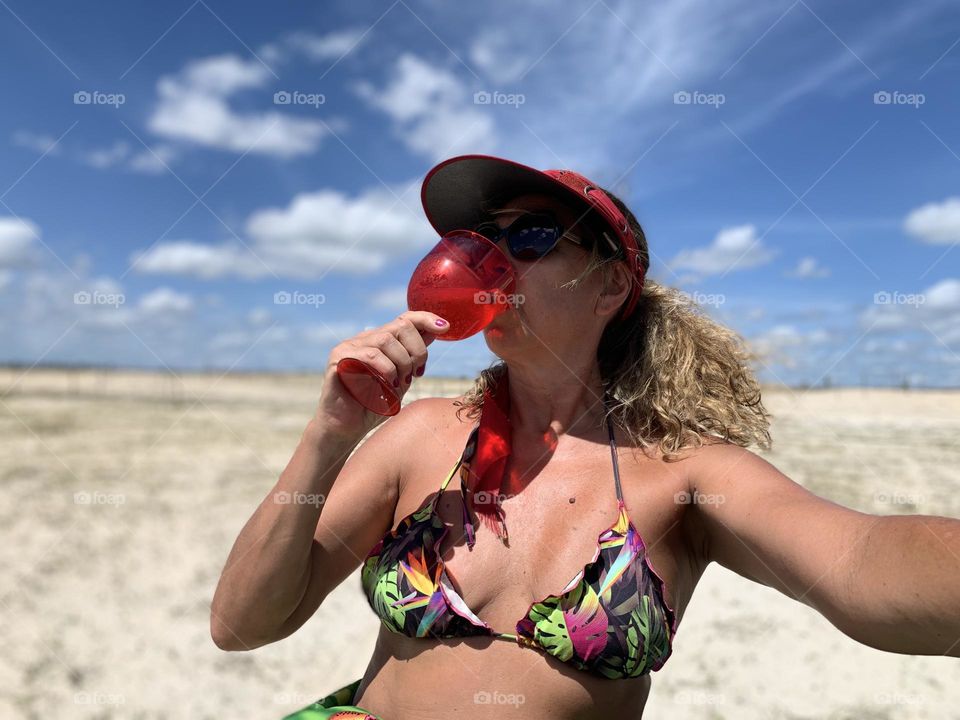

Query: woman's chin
<box><xmin>483</xmin><ymin>315</ymin><xmax>508</xmax><ymax>338</ymax></box>
<box><xmin>483</xmin><ymin>310</ymin><xmax>523</xmax><ymax>345</ymax></box>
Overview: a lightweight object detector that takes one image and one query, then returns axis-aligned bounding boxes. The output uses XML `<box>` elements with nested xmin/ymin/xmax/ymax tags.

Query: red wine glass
<box><xmin>336</xmin><ymin>230</ymin><xmax>516</xmax><ymax>416</ymax></box>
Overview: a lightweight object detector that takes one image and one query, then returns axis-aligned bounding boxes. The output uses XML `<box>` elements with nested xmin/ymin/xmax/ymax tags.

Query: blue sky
<box><xmin>1</xmin><ymin>0</ymin><xmax>958</xmax><ymax>386</ymax></box>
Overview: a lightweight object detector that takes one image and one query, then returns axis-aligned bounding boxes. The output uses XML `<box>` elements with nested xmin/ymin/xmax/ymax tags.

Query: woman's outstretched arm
<box><xmin>687</xmin><ymin>441</ymin><xmax>960</xmax><ymax>657</ymax></box>
<box><xmin>840</xmin><ymin>513</ymin><xmax>960</xmax><ymax>655</ymax></box>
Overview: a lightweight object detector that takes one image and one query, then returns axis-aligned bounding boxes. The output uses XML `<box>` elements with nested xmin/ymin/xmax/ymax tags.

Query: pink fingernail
<box><xmin>435</xmin><ymin>319</ymin><xmax>447</xmax><ymax>326</ymax></box>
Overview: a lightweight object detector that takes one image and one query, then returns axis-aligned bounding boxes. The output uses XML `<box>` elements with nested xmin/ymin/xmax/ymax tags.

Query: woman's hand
<box><xmin>314</xmin><ymin>311</ymin><xmax>450</xmax><ymax>443</ymax></box>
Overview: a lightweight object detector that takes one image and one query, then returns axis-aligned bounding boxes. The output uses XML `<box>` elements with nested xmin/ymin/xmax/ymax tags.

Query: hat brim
<box><xmin>421</xmin><ymin>154</ymin><xmax>606</xmax><ymax>241</ymax></box>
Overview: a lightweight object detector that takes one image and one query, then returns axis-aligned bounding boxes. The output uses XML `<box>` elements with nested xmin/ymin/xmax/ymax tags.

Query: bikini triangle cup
<box><xmin>360</xmin><ymin>382</ymin><xmax>678</xmax><ymax>680</ymax></box>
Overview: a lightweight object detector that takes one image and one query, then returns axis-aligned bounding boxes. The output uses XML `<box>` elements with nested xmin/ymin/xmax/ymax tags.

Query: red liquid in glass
<box><xmin>408</xmin><ymin>285</ymin><xmax>502</xmax><ymax>340</ymax></box>
<box><xmin>407</xmin><ymin>231</ymin><xmax>515</xmax><ymax>341</ymax></box>
<box><xmin>337</xmin><ymin>231</ymin><xmax>516</xmax><ymax>416</ymax></box>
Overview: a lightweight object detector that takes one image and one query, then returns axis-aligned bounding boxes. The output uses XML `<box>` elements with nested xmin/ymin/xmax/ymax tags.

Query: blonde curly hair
<box><xmin>453</xmin><ymin>188</ymin><xmax>773</xmax><ymax>462</ymax></box>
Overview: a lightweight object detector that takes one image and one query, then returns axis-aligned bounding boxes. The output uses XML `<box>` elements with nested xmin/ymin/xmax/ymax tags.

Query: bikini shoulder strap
<box><xmin>604</xmin><ymin>392</ymin><xmax>625</xmax><ymax>504</ymax></box>
<box><xmin>430</xmin><ymin>424</ymin><xmax>478</xmax><ymax>510</ymax></box>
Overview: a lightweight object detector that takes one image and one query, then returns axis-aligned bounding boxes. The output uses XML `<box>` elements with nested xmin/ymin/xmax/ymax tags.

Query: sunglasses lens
<box><xmin>509</xmin><ymin>215</ymin><xmax>561</xmax><ymax>260</ymax></box>
<box><xmin>474</xmin><ymin>222</ymin><xmax>499</xmax><ymax>241</ymax></box>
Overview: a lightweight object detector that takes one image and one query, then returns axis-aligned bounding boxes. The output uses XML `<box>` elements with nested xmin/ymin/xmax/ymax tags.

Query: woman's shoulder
<box><xmin>398</xmin><ymin>394</ymin><xmax>472</xmax><ymax>425</ymax></box>
<box><xmin>389</xmin><ymin>395</ymin><xmax>477</xmax><ymax>451</ymax></box>
<box><xmin>390</xmin><ymin>395</ymin><xmax>476</xmax><ymax>496</ymax></box>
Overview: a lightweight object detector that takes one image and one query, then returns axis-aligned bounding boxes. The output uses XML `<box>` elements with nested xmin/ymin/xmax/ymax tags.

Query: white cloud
<box><xmin>128</xmin><ymin>145</ymin><xmax>178</xmax><ymax>174</ymax></box>
<box><xmin>859</xmin><ymin>279</ymin><xmax>960</xmax><ymax>339</ymax></box>
<box><xmin>133</xmin><ymin>182</ymin><xmax>433</xmax><ymax>280</ymax></box>
<box><xmin>12</xmin><ymin>131</ymin><xmax>61</xmax><ymax>155</ymax></box>
<box><xmin>78</xmin><ymin>140</ymin><xmax>178</xmax><ymax>175</ymax></box>
<box><xmin>749</xmin><ymin>324</ymin><xmax>831</xmax><ymax>368</ymax></box>
<box><xmin>669</xmin><ymin>224</ymin><xmax>777</xmax><ymax>277</ymax></box>
<box><xmin>138</xmin><ymin>287</ymin><xmax>194</xmax><ymax>314</ymax></box>
<box><xmin>864</xmin><ymin>337</ymin><xmax>914</xmax><ymax>355</ymax></box>
<box><xmin>924</xmin><ymin>278</ymin><xmax>960</xmax><ymax>310</ymax></box>
<box><xmin>0</xmin><ymin>263</ymin><xmax>416</xmax><ymax>371</ymax></box>
<box><xmin>12</xmin><ymin>269</ymin><xmax>193</xmax><ymax>337</ymax></box>
<box><xmin>287</xmin><ymin>28</ymin><xmax>369</xmax><ymax>60</ymax></box>
<box><xmin>354</xmin><ymin>53</ymin><xmax>496</xmax><ymax>161</ymax></box>
<box><xmin>469</xmin><ymin>31</ymin><xmax>529</xmax><ymax>84</ymax></box>
<box><xmin>0</xmin><ymin>217</ymin><xmax>40</xmax><ymax>267</ymax></box>
<box><xmin>247</xmin><ymin>307</ymin><xmax>272</xmax><ymax>325</ymax></box>
<box><xmin>786</xmin><ymin>256</ymin><xmax>830</xmax><ymax>279</ymax></box>
<box><xmin>180</xmin><ymin>53</ymin><xmax>270</xmax><ymax>94</ymax></box>
<box><xmin>148</xmin><ymin>54</ymin><xmax>328</xmax><ymax>158</ymax></box>
<box><xmin>245</xmin><ymin>184</ymin><xmax>432</xmax><ymax>275</ymax></box>
<box><xmin>903</xmin><ymin>197</ymin><xmax>960</xmax><ymax>245</ymax></box>
<box><xmin>661</xmin><ymin>2</ymin><xmax>947</xmax><ymax>153</ymax></box>
<box><xmin>454</xmin><ymin>1</ymin><xmax>787</xmax><ymax>169</ymax></box>
<box><xmin>130</xmin><ymin>241</ymin><xmax>262</xmax><ymax>280</ymax></box>
<box><xmin>82</xmin><ymin>140</ymin><xmax>131</xmax><ymax>169</ymax></box>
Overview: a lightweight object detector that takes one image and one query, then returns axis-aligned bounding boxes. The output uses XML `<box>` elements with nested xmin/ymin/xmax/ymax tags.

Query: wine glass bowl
<box><xmin>335</xmin><ymin>357</ymin><xmax>402</xmax><ymax>417</ymax></box>
<box><xmin>406</xmin><ymin>230</ymin><xmax>517</xmax><ymax>341</ymax></box>
<box><xmin>335</xmin><ymin>230</ymin><xmax>517</xmax><ymax>416</ymax></box>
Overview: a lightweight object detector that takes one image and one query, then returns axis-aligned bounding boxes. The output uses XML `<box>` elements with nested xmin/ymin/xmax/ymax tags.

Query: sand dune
<box><xmin>0</xmin><ymin>367</ymin><xmax>957</xmax><ymax>718</ymax></box>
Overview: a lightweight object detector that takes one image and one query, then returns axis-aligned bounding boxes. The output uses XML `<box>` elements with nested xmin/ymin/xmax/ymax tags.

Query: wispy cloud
<box><xmin>147</xmin><ymin>54</ymin><xmax>329</xmax><ymax>157</ymax></box>
<box><xmin>132</xmin><ymin>181</ymin><xmax>432</xmax><ymax>279</ymax></box>
<box><xmin>0</xmin><ymin>217</ymin><xmax>41</xmax><ymax>267</ymax></box>
<box><xmin>904</xmin><ymin>196</ymin><xmax>960</xmax><ymax>245</ymax></box>
<box><xmin>286</xmin><ymin>28</ymin><xmax>370</xmax><ymax>61</ymax></box>
<box><xmin>786</xmin><ymin>256</ymin><xmax>831</xmax><ymax>279</ymax></box>
<box><xmin>354</xmin><ymin>53</ymin><xmax>497</xmax><ymax>161</ymax></box>
<box><xmin>11</xmin><ymin>131</ymin><xmax>62</xmax><ymax>155</ymax></box>
<box><xmin>669</xmin><ymin>224</ymin><xmax>778</xmax><ymax>279</ymax></box>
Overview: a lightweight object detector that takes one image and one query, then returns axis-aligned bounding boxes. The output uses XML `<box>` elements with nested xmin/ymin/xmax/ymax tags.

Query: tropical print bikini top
<box><xmin>360</xmin><ymin>415</ymin><xmax>678</xmax><ymax>680</ymax></box>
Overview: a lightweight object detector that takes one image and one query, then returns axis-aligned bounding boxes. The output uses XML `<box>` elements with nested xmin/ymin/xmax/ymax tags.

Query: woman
<box><xmin>210</xmin><ymin>155</ymin><xmax>960</xmax><ymax>719</ymax></box>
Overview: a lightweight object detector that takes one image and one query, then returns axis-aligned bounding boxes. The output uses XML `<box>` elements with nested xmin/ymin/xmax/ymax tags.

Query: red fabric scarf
<box><xmin>464</xmin><ymin>368</ymin><xmax>512</xmax><ymax>544</ymax></box>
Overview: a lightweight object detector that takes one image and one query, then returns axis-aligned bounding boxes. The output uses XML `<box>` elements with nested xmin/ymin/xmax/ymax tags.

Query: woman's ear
<box><xmin>595</xmin><ymin>262</ymin><xmax>632</xmax><ymax>318</ymax></box>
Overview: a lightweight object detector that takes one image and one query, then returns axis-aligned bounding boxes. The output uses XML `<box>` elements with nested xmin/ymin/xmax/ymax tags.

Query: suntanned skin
<box><xmin>211</xmin><ymin>193</ymin><xmax>960</xmax><ymax>720</ymax></box>
<box><xmin>348</xmin><ymin>395</ymin><xmax>703</xmax><ymax>719</ymax></box>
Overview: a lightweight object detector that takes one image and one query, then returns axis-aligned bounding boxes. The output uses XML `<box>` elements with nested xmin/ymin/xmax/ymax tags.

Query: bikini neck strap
<box><xmin>602</xmin><ymin>387</ymin><xmax>625</xmax><ymax>504</ymax></box>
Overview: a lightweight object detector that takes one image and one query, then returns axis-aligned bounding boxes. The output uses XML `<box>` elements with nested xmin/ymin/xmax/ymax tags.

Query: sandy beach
<box><xmin>1</xmin><ymin>367</ymin><xmax>958</xmax><ymax>719</ymax></box>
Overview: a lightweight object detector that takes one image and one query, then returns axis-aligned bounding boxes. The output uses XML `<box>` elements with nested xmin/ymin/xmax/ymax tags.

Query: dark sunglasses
<box><xmin>473</xmin><ymin>210</ymin><xmax>586</xmax><ymax>262</ymax></box>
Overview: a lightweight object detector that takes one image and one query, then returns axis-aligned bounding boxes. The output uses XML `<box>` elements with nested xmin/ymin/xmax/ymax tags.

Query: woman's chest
<box><xmin>400</xmin><ymin>427</ymin><xmax>694</xmax><ymax>629</ymax></box>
